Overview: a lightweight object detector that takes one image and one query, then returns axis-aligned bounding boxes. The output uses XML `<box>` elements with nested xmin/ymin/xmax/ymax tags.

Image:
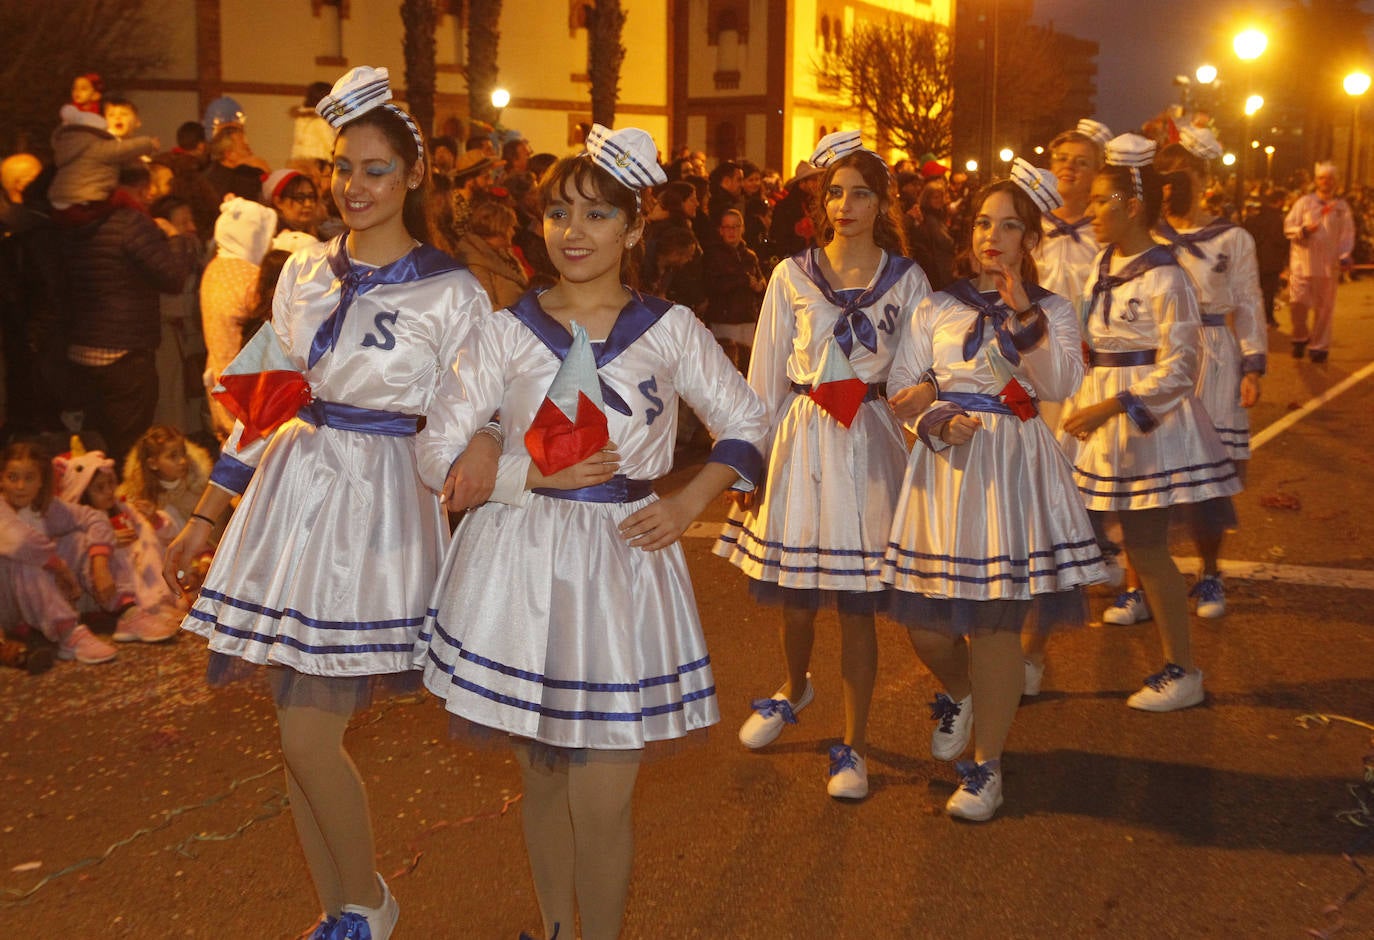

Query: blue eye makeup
<box><xmin>366</xmin><ymin>158</ymin><xmax>398</xmax><ymax>177</ymax></box>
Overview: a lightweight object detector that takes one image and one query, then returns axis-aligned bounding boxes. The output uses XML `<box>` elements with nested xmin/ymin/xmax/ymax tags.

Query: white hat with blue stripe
<box><xmin>585</xmin><ymin>124</ymin><xmax>667</xmax><ymax>190</ymax></box>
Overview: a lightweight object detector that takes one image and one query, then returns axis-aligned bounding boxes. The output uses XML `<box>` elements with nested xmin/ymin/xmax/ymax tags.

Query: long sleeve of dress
<box><xmin>1230</xmin><ymin>229</ymin><xmax>1268</xmax><ymax>374</ymax></box>
<box><xmin>1013</xmin><ymin>294</ymin><xmax>1085</xmax><ymax>403</ymax></box>
<box><xmin>747</xmin><ymin>264</ymin><xmax>800</xmax><ymax>448</ymax></box>
<box><xmin>1118</xmin><ymin>270</ymin><xmax>1202</xmax><ymax>430</ymax></box>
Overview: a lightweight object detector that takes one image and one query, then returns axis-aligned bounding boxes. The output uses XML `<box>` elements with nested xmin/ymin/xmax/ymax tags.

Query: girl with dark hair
<box><xmin>882</xmin><ymin>166</ymin><xmax>1106</xmax><ymax>821</ymax></box>
<box><xmin>161</xmin><ymin>67</ymin><xmax>493</xmax><ymax>940</ymax></box>
<box><xmin>1059</xmin><ymin>134</ymin><xmax>1240</xmax><ymax>715</ymax></box>
<box><xmin>415</xmin><ymin>126</ymin><xmax>766</xmax><ymax>940</ymax></box>
<box><xmin>718</xmin><ymin>132</ymin><xmax>929</xmax><ymax>800</ymax></box>
<box><xmin>1146</xmin><ymin>132</ymin><xmax>1266</xmax><ymax>620</ymax></box>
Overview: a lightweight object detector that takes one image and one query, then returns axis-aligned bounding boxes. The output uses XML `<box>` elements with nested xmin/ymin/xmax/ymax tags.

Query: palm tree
<box><xmin>586</xmin><ymin>0</ymin><xmax>626</xmax><ymax>127</ymax></box>
<box><xmin>467</xmin><ymin>0</ymin><xmax>502</xmax><ymax>126</ymax></box>
<box><xmin>400</xmin><ymin>0</ymin><xmax>438</xmax><ymax>136</ymax></box>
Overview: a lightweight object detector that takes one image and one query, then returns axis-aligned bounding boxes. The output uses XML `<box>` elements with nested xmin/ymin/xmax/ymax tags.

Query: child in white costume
<box><xmin>883</xmin><ymin>164</ymin><xmax>1106</xmax><ymax>822</ymax></box>
<box><xmin>415</xmin><ymin>129</ymin><xmax>767</xmax><ymax>940</ymax></box>
<box><xmin>52</xmin><ymin>443</ymin><xmax>180</xmax><ymax>643</ymax></box>
<box><xmin>1059</xmin><ymin>135</ymin><xmax>1241</xmax><ymax>714</ymax></box>
<box><xmin>716</xmin><ymin>131</ymin><xmax>931</xmax><ymax>800</ymax></box>
<box><xmin>1149</xmin><ymin>129</ymin><xmax>1266</xmax><ymax>619</ymax></box>
<box><xmin>163</xmin><ymin>67</ymin><xmax>492</xmax><ymax>940</ymax></box>
<box><xmin>1034</xmin><ymin>119</ymin><xmax>1111</xmax><ymax>305</ymax></box>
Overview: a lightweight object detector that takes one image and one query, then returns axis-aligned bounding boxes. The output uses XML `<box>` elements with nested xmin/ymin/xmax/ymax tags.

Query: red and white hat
<box><xmin>261</xmin><ymin>168</ymin><xmax>303</xmax><ymax>204</ymax></box>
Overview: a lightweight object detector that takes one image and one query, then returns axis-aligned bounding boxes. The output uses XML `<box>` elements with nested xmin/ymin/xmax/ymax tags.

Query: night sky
<box><xmin>1030</xmin><ymin>0</ymin><xmax>1366</xmax><ymax>133</ymax></box>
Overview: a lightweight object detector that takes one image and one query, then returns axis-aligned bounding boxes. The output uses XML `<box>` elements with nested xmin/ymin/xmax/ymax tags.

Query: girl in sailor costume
<box><xmin>162</xmin><ymin>68</ymin><xmax>493</xmax><ymax>940</ymax></box>
<box><xmin>716</xmin><ymin>131</ymin><xmax>931</xmax><ymax>800</ymax></box>
<box><xmin>1058</xmin><ymin>134</ymin><xmax>1241</xmax><ymax>714</ymax></box>
<box><xmin>414</xmin><ymin>128</ymin><xmax>767</xmax><ymax>940</ymax></box>
<box><xmin>1150</xmin><ymin>128</ymin><xmax>1266</xmax><ymax>619</ymax></box>
<box><xmin>882</xmin><ymin>162</ymin><xmax>1106</xmax><ymax>822</ymax></box>
<box><xmin>1034</xmin><ymin>119</ymin><xmax>1112</xmax><ymax>306</ymax></box>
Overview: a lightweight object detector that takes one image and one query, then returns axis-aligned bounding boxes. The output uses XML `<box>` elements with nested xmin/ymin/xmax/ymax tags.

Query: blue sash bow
<box><xmin>794</xmin><ymin>249</ymin><xmax>915</xmax><ymax>357</ymax></box>
<box><xmin>307</xmin><ymin>236</ymin><xmax>464</xmax><ymax>368</ymax></box>
<box><xmin>943</xmin><ymin>278</ymin><xmax>1051</xmax><ymax>366</ymax></box>
<box><xmin>1154</xmin><ymin>217</ymin><xmax>1236</xmax><ymax>259</ymax></box>
<box><xmin>1045</xmin><ymin>214</ymin><xmax>1091</xmax><ymax>245</ymax></box>
<box><xmin>1088</xmin><ymin>245</ymin><xmax>1178</xmax><ymax>326</ymax></box>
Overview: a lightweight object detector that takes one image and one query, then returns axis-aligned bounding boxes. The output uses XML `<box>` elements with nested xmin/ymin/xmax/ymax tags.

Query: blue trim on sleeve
<box><xmin>1241</xmin><ymin>353</ymin><xmax>1267</xmax><ymax>376</ymax></box>
<box><xmin>1009</xmin><ymin>307</ymin><xmax>1048</xmax><ymax>351</ymax></box>
<box><xmin>916</xmin><ymin>402</ymin><xmax>967</xmax><ymax>451</ymax></box>
<box><xmin>1115</xmin><ymin>391</ymin><xmax>1159</xmax><ymax>433</ymax></box>
<box><xmin>708</xmin><ymin>438</ymin><xmax>764</xmax><ymax>491</ymax></box>
<box><xmin>209</xmin><ymin>453</ymin><xmax>254</xmax><ymax>495</ymax></box>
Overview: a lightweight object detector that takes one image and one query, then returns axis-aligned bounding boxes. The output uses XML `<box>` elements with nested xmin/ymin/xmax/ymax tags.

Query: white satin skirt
<box><xmin>183</xmin><ymin>419</ymin><xmax>446</xmax><ymax>677</ymax></box>
<box><xmin>417</xmin><ymin>492</ymin><xmax>719</xmax><ymax>751</ymax></box>
<box><xmin>1058</xmin><ymin>366</ymin><xmax>1241</xmax><ymax>512</ymax></box>
<box><xmin>1195</xmin><ymin>323</ymin><xmax>1250</xmax><ymax>461</ymax></box>
<box><xmin>715</xmin><ymin>395</ymin><xmax>908</xmax><ymax>593</ymax></box>
<box><xmin>883</xmin><ymin>414</ymin><xmax>1106</xmax><ymax>600</ymax></box>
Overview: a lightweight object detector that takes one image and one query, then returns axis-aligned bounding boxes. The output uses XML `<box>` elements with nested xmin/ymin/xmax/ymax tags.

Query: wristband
<box><xmin>473</xmin><ymin>422</ymin><xmax>505</xmax><ymax>447</ymax></box>
<box><xmin>191</xmin><ymin>512</ymin><xmax>216</xmax><ymax>527</ymax></box>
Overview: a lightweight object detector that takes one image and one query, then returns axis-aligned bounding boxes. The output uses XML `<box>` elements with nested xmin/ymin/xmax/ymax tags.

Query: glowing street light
<box><xmin>491</xmin><ymin>88</ymin><xmax>511</xmax><ymax>110</ymax></box>
<box><xmin>1222</xmin><ymin>153</ymin><xmax>1237</xmax><ymax>166</ymax></box>
<box><xmin>1344</xmin><ymin>71</ymin><xmax>1371</xmax><ymax>186</ymax></box>
<box><xmin>1264</xmin><ymin>145</ymin><xmax>1276</xmax><ymax>180</ymax></box>
<box><xmin>965</xmin><ymin>159</ymin><xmax>979</xmax><ymax>173</ymax></box>
<box><xmin>1196</xmin><ymin>64</ymin><xmax>1218</xmax><ymax>85</ymax></box>
<box><xmin>1233</xmin><ymin>29</ymin><xmax>1268</xmax><ymax>61</ymax></box>
<box><xmin>998</xmin><ymin>147</ymin><xmax>1014</xmax><ymax>163</ymax></box>
<box><xmin>1244</xmin><ymin>95</ymin><xmax>1264</xmax><ymax>116</ymax></box>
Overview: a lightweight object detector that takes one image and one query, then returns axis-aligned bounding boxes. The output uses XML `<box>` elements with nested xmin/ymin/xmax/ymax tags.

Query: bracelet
<box><xmin>191</xmin><ymin>512</ymin><xmax>216</xmax><ymax>527</ymax></box>
<box><xmin>473</xmin><ymin>423</ymin><xmax>504</xmax><ymax>447</ymax></box>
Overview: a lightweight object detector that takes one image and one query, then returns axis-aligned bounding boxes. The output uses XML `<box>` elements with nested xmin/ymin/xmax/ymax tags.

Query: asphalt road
<box><xmin>3</xmin><ymin>281</ymin><xmax>1373</xmax><ymax>939</ymax></box>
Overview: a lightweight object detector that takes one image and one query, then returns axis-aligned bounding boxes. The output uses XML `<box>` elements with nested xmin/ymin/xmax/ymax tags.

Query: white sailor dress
<box><xmin>414</xmin><ymin>290</ymin><xmax>768</xmax><ymax>751</ymax></box>
<box><xmin>714</xmin><ymin>249</ymin><xmax>931</xmax><ymax>597</ymax></box>
<box><xmin>1155</xmin><ymin>219</ymin><xmax>1267</xmax><ymax>461</ymax></box>
<box><xmin>1034</xmin><ymin>213</ymin><xmax>1102</xmax><ymax>307</ymax></box>
<box><xmin>881</xmin><ymin>281</ymin><xmax>1105</xmax><ymax>631</ymax></box>
<box><xmin>1058</xmin><ymin>245</ymin><xmax>1241</xmax><ymax>511</ymax></box>
<box><xmin>183</xmin><ymin>236</ymin><xmax>491</xmax><ymax>678</ymax></box>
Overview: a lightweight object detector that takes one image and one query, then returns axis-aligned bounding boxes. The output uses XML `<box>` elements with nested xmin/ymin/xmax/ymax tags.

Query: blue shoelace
<box><xmin>750</xmin><ymin>696</ymin><xmax>800</xmax><ymax>724</ymax></box>
<box><xmin>1142</xmin><ymin>663</ymin><xmax>1187</xmax><ymax>691</ymax></box>
<box><xmin>953</xmin><ymin>759</ymin><xmax>1000</xmax><ymax>794</ymax></box>
<box><xmin>310</xmin><ymin>916</ymin><xmax>338</xmax><ymax>940</ymax></box>
<box><xmin>1189</xmin><ymin>578</ymin><xmax>1224</xmax><ymax>603</ymax></box>
<box><xmin>1111</xmin><ymin>590</ymin><xmax>1144</xmax><ymax>609</ymax></box>
<box><xmin>929</xmin><ymin>693</ymin><xmax>963</xmax><ymax>733</ymax></box>
<box><xmin>828</xmin><ymin>744</ymin><xmax>860</xmax><ymax>776</ymax></box>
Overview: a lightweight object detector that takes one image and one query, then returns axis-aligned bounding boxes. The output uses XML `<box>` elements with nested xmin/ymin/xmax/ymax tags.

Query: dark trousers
<box><xmin>1258</xmin><ymin>271</ymin><xmax>1281</xmax><ymax>324</ymax></box>
<box><xmin>69</xmin><ymin>349</ymin><xmax>158</xmax><ymax>461</ymax></box>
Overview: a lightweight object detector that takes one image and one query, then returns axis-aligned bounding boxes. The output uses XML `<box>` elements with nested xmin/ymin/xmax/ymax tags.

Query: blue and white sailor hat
<box><xmin>1076</xmin><ymin>119</ymin><xmax>1113</xmax><ymax>149</ymax></box>
<box><xmin>810</xmin><ymin>130</ymin><xmax>865</xmax><ymax>168</ymax></box>
<box><xmin>316</xmin><ymin>66</ymin><xmax>425</xmax><ymax>160</ymax></box>
<box><xmin>1009</xmin><ymin>157</ymin><xmax>1063</xmax><ymax>214</ymax></box>
<box><xmin>584</xmin><ymin>124</ymin><xmax>667</xmax><ymax>190</ymax></box>
<box><xmin>1105</xmin><ymin>133</ymin><xmax>1156</xmax><ymax>168</ymax></box>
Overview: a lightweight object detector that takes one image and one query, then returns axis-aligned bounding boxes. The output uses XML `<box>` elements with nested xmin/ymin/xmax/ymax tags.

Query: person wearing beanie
<box><xmin>200</xmin><ymin>196</ymin><xmax>278</xmax><ymax>440</ymax></box>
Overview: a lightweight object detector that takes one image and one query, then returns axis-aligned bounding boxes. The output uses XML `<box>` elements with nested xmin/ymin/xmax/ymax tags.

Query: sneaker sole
<box><xmin>1126</xmin><ymin>690</ymin><xmax>1205</xmax><ymax>712</ymax></box>
<box><xmin>947</xmin><ymin>794</ymin><xmax>1003</xmax><ymax>822</ymax></box>
<box><xmin>1102</xmin><ymin>610</ymin><xmax>1151</xmax><ymax>625</ymax></box>
<box><xmin>738</xmin><ymin>683</ymin><xmax>814</xmax><ymax>749</ymax></box>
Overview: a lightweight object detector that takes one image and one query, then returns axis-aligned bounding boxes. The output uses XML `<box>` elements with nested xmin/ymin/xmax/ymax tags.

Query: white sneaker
<box><xmin>1126</xmin><ymin>664</ymin><xmax>1205</xmax><ymax>712</ymax></box>
<box><xmin>338</xmin><ymin>873</ymin><xmax>398</xmax><ymax>940</ymax></box>
<box><xmin>946</xmin><ymin>760</ymin><xmax>1003</xmax><ymax>821</ymax></box>
<box><xmin>738</xmin><ymin>676</ymin><xmax>814</xmax><ymax>749</ymax></box>
<box><xmin>826</xmin><ymin>744</ymin><xmax>868</xmax><ymax>799</ymax></box>
<box><xmin>1022</xmin><ymin>659</ymin><xmax>1045</xmax><ymax>697</ymax></box>
<box><xmin>57</xmin><ymin>624</ymin><xmax>117</xmax><ymax>665</ymax></box>
<box><xmin>1190</xmin><ymin>575</ymin><xmax>1226</xmax><ymax>619</ymax></box>
<box><xmin>1102</xmin><ymin>590</ymin><xmax>1151</xmax><ymax>625</ymax></box>
<box><xmin>929</xmin><ymin>692</ymin><xmax>973</xmax><ymax>761</ymax></box>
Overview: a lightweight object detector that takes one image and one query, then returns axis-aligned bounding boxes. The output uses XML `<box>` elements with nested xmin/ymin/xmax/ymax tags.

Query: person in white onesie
<box><xmin>1284</xmin><ymin>162</ymin><xmax>1355</xmax><ymax>362</ymax></box>
<box><xmin>415</xmin><ymin>128</ymin><xmax>768</xmax><ymax>940</ymax></box>
<box><xmin>716</xmin><ymin>131</ymin><xmax>931</xmax><ymax>802</ymax></box>
<box><xmin>883</xmin><ymin>163</ymin><xmax>1106</xmax><ymax>821</ymax></box>
<box><xmin>162</xmin><ymin>67</ymin><xmax>493</xmax><ymax>940</ymax></box>
<box><xmin>1059</xmin><ymin>134</ymin><xmax>1241</xmax><ymax>714</ymax></box>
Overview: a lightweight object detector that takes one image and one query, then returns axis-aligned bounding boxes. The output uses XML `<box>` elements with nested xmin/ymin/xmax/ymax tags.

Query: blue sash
<box><xmin>297</xmin><ymin>400</ymin><xmax>422</xmax><ymax>436</ymax></box>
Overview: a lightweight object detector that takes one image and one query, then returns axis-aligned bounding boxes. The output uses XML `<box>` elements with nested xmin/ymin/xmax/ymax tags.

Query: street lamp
<box><xmin>491</xmin><ymin>88</ymin><xmax>511</xmax><ymax>111</ymax></box>
<box><xmin>1264</xmin><ymin>144</ymin><xmax>1276</xmax><ymax>180</ymax></box>
<box><xmin>1233</xmin><ymin>30</ymin><xmax>1267</xmax><ymax>205</ymax></box>
<box><xmin>1344</xmin><ymin>71</ymin><xmax>1370</xmax><ymax>185</ymax></box>
<box><xmin>1222</xmin><ymin>153</ymin><xmax>1237</xmax><ymax>166</ymax></box>
<box><xmin>965</xmin><ymin>159</ymin><xmax>979</xmax><ymax>173</ymax></box>
<box><xmin>998</xmin><ymin>147</ymin><xmax>1014</xmax><ymax>163</ymax></box>
<box><xmin>1196</xmin><ymin>64</ymin><xmax>1218</xmax><ymax>86</ymax></box>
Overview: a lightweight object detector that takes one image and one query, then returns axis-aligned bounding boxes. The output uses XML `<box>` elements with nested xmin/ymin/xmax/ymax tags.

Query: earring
<box><xmin>626</xmin><ymin>235</ymin><xmax>638</xmax><ymax>247</ymax></box>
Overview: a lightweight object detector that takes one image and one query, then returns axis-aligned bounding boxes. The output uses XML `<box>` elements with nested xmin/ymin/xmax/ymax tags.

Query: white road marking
<box><xmin>1171</xmin><ymin>556</ymin><xmax>1374</xmax><ymax>591</ymax></box>
<box><xmin>1250</xmin><ymin>360</ymin><xmax>1374</xmax><ymax>450</ymax></box>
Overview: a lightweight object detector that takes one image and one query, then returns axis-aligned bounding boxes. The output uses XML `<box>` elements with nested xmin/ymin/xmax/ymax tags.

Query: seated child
<box><xmin>118</xmin><ymin>425</ymin><xmax>215</xmax><ymax>536</ymax></box>
<box><xmin>0</xmin><ymin>442</ymin><xmax>117</xmax><ymax>664</ymax></box>
<box><xmin>53</xmin><ymin>443</ymin><xmax>181</xmax><ymax>643</ymax></box>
